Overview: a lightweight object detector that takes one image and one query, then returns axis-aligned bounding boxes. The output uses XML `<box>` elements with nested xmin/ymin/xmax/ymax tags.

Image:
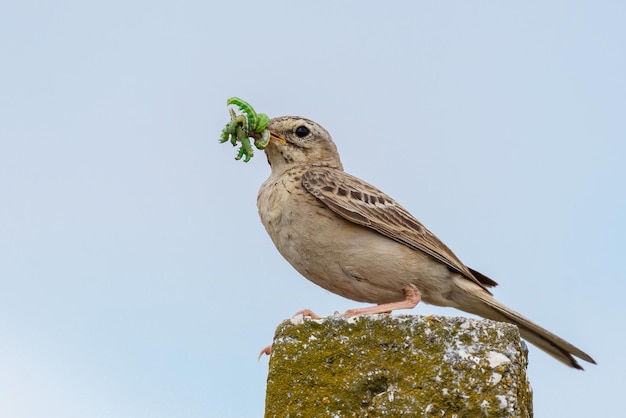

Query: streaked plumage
<box><xmin>257</xmin><ymin>115</ymin><xmax>595</xmax><ymax>369</ymax></box>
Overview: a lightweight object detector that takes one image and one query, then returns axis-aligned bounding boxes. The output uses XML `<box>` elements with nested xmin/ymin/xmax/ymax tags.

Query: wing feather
<box><xmin>302</xmin><ymin>167</ymin><xmax>497</xmax><ymax>291</ymax></box>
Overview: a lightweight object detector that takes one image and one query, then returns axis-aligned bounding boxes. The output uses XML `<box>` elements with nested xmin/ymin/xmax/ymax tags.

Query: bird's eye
<box><xmin>295</xmin><ymin>126</ymin><xmax>310</xmax><ymax>138</ymax></box>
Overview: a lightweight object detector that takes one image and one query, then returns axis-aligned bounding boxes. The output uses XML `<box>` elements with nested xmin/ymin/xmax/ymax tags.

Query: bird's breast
<box><xmin>256</xmin><ymin>171</ymin><xmax>459</xmax><ymax>305</ymax></box>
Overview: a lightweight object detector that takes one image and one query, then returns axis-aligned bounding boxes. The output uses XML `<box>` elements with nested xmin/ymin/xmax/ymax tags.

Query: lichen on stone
<box><xmin>264</xmin><ymin>314</ymin><xmax>532</xmax><ymax>417</ymax></box>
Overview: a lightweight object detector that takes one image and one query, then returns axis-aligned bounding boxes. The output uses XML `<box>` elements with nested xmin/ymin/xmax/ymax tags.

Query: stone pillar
<box><xmin>264</xmin><ymin>315</ymin><xmax>532</xmax><ymax>417</ymax></box>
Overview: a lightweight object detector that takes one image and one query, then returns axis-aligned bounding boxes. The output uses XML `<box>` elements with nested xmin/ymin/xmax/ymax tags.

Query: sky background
<box><xmin>1</xmin><ymin>1</ymin><xmax>624</xmax><ymax>417</ymax></box>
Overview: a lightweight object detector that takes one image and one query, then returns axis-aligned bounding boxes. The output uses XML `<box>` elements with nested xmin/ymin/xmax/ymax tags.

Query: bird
<box><xmin>256</xmin><ymin>115</ymin><xmax>595</xmax><ymax>370</ymax></box>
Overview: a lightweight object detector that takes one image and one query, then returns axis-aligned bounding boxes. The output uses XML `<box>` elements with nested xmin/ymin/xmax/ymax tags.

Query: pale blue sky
<box><xmin>1</xmin><ymin>1</ymin><xmax>624</xmax><ymax>417</ymax></box>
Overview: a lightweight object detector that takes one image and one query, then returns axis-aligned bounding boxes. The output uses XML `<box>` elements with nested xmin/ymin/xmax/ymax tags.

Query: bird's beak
<box><xmin>269</xmin><ymin>131</ymin><xmax>286</xmax><ymax>143</ymax></box>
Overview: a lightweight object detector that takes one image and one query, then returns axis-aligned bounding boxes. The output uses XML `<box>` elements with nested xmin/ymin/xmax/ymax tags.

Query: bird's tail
<box><xmin>457</xmin><ymin>290</ymin><xmax>596</xmax><ymax>369</ymax></box>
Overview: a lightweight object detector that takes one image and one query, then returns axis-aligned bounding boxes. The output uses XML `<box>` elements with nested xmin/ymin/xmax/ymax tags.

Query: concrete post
<box><xmin>265</xmin><ymin>315</ymin><xmax>532</xmax><ymax>417</ymax></box>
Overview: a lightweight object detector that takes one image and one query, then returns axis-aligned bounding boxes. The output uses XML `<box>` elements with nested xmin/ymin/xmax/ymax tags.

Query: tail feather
<box><xmin>460</xmin><ymin>291</ymin><xmax>596</xmax><ymax>369</ymax></box>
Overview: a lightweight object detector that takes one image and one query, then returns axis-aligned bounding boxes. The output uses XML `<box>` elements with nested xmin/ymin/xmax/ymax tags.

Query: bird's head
<box><xmin>263</xmin><ymin>116</ymin><xmax>343</xmax><ymax>172</ymax></box>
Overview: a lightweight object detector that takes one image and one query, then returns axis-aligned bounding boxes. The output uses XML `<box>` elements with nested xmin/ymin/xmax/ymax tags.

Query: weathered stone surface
<box><xmin>265</xmin><ymin>315</ymin><xmax>532</xmax><ymax>417</ymax></box>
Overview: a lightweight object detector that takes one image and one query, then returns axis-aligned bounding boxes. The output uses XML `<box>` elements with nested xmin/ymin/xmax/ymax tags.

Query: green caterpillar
<box><xmin>219</xmin><ymin>97</ymin><xmax>271</xmax><ymax>162</ymax></box>
<box><xmin>227</xmin><ymin>97</ymin><xmax>270</xmax><ymax>133</ymax></box>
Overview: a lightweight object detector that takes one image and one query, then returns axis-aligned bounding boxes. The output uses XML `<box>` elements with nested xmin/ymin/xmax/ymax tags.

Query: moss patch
<box><xmin>264</xmin><ymin>315</ymin><xmax>532</xmax><ymax>417</ymax></box>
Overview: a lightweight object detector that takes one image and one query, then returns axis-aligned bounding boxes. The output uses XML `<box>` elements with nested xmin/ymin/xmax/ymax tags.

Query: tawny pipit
<box><xmin>257</xmin><ymin>116</ymin><xmax>595</xmax><ymax>369</ymax></box>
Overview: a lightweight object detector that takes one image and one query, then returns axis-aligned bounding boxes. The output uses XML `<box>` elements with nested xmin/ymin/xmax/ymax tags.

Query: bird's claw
<box><xmin>292</xmin><ymin>309</ymin><xmax>321</xmax><ymax>319</ymax></box>
<box><xmin>258</xmin><ymin>344</ymin><xmax>272</xmax><ymax>360</ymax></box>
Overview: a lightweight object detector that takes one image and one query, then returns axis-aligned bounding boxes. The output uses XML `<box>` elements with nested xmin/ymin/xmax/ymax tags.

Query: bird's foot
<box><xmin>292</xmin><ymin>309</ymin><xmax>321</xmax><ymax>319</ymax></box>
<box><xmin>258</xmin><ymin>310</ymin><xmax>322</xmax><ymax>359</ymax></box>
<box><xmin>342</xmin><ymin>284</ymin><xmax>422</xmax><ymax>317</ymax></box>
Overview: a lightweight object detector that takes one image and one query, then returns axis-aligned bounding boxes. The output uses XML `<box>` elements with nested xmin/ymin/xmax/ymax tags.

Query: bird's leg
<box><xmin>343</xmin><ymin>284</ymin><xmax>421</xmax><ymax>317</ymax></box>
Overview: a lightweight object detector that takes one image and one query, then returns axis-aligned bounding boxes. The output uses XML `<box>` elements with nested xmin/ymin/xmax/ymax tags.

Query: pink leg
<box><xmin>343</xmin><ymin>284</ymin><xmax>421</xmax><ymax>317</ymax></box>
<box><xmin>261</xmin><ymin>287</ymin><xmax>419</xmax><ymax>359</ymax></box>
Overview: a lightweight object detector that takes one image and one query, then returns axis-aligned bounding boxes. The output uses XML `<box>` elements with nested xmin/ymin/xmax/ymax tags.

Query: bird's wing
<box><xmin>302</xmin><ymin>167</ymin><xmax>497</xmax><ymax>290</ymax></box>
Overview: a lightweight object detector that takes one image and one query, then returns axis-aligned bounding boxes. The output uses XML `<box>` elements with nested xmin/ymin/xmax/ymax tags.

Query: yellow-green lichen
<box><xmin>264</xmin><ymin>315</ymin><xmax>532</xmax><ymax>417</ymax></box>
